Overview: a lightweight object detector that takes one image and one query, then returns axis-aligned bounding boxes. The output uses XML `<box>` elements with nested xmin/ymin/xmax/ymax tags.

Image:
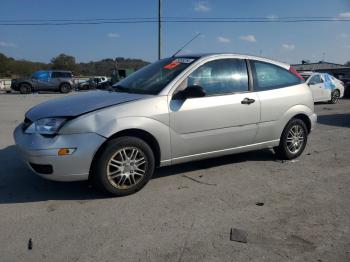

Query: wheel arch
<box><xmin>59</xmin><ymin>82</ymin><xmax>72</xmax><ymax>88</ymax></box>
<box><xmin>19</xmin><ymin>81</ymin><xmax>33</xmax><ymax>88</ymax></box>
<box><xmin>291</xmin><ymin>113</ymin><xmax>312</xmax><ymax>134</ymax></box>
<box><xmin>89</xmin><ymin>128</ymin><xmax>162</xmax><ymax>178</ymax></box>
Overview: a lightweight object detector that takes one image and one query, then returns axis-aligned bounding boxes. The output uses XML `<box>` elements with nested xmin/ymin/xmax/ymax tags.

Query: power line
<box><xmin>0</xmin><ymin>16</ymin><xmax>345</xmax><ymax>22</ymax></box>
<box><xmin>0</xmin><ymin>18</ymin><xmax>349</xmax><ymax>26</ymax></box>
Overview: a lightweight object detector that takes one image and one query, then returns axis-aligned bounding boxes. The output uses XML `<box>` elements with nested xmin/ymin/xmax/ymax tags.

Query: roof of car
<box><xmin>175</xmin><ymin>53</ymin><xmax>290</xmax><ymax>69</ymax></box>
<box><xmin>50</xmin><ymin>70</ymin><xmax>72</xmax><ymax>73</ymax></box>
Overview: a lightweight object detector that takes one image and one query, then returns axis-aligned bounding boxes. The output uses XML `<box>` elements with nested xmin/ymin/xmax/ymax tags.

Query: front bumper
<box><xmin>310</xmin><ymin>113</ymin><xmax>317</xmax><ymax>132</ymax></box>
<box><xmin>14</xmin><ymin>124</ymin><xmax>106</xmax><ymax>181</ymax></box>
<box><xmin>11</xmin><ymin>82</ymin><xmax>19</xmax><ymax>91</ymax></box>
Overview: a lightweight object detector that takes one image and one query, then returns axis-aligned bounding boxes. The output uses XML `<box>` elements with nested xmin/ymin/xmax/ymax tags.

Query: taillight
<box><xmin>289</xmin><ymin>66</ymin><xmax>304</xmax><ymax>81</ymax></box>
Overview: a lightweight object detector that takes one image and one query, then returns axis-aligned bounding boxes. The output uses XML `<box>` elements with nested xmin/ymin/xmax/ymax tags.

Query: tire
<box><xmin>329</xmin><ymin>89</ymin><xmax>340</xmax><ymax>104</ymax></box>
<box><xmin>91</xmin><ymin>136</ymin><xmax>155</xmax><ymax>196</ymax></box>
<box><xmin>19</xmin><ymin>83</ymin><xmax>31</xmax><ymax>94</ymax></box>
<box><xmin>274</xmin><ymin>118</ymin><xmax>308</xmax><ymax>160</ymax></box>
<box><xmin>59</xmin><ymin>83</ymin><xmax>71</xmax><ymax>93</ymax></box>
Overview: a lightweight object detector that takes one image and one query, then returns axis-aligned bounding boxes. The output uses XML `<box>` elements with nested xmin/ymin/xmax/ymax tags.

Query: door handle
<box><xmin>241</xmin><ymin>97</ymin><xmax>255</xmax><ymax>105</ymax></box>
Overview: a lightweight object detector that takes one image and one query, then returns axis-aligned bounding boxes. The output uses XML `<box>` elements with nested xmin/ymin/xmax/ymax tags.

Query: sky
<box><xmin>0</xmin><ymin>0</ymin><xmax>349</xmax><ymax>64</ymax></box>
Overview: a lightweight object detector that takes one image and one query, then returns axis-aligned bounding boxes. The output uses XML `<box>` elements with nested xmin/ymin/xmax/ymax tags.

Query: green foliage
<box><xmin>51</xmin><ymin>53</ymin><xmax>77</xmax><ymax>72</ymax></box>
<box><xmin>0</xmin><ymin>52</ymin><xmax>149</xmax><ymax>78</ymax></box>
<box><xmin>0</xmin><ymin>53</ymin><xmax>49</xmax><ymax>77</ymax></box>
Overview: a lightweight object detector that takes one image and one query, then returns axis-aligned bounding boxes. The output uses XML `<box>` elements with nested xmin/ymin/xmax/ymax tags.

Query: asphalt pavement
<box><xmin>0</xmin><ymin>93</ymin><xmax>349</xmax><ymax>262</ymax></box>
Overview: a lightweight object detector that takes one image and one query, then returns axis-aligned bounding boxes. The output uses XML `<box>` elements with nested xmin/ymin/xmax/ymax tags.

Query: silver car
<box><xmin>14</xmin><ymin>54</ymin><xmax>317</xmax><ymax>196</ymax></box>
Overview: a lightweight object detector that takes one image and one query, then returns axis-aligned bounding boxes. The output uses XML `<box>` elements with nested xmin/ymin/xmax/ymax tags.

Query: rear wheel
<box><xmin>329</xmin><ymin>89</ymin><xmax>340</xmax><ymax>104</ymax></box>
<box><xmin>59</xmin><ymin>83</ymin><xmax>71</xmax><ymax>93</ymax></box>
<box><xmin>274</xmin><ymin>118</ymin><xmax>308</xmax><ymax>160</ymax></box>
<box><xmin>19</xmin><ymin>83</ymin><xmax>31</xmax><ymax>94</ymax></box>
<box><xmin>91</xmin><ymin>136</ymin><xmax>155</xmax><ymax>196</ymax></box>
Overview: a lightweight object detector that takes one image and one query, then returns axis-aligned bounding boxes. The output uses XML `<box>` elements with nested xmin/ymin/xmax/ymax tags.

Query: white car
<box><xmin>14</xmin><ymin>53</ymin><xmax>317</xmax><ymax>196</ymax></box>
<box><xmin>304</xmin><ymin>73</ymin><xmax>344</xmax><ymax>103</ymax></box>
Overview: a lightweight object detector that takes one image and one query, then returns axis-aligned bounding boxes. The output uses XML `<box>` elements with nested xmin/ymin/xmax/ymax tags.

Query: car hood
<box><xmin>26</xmin><ymin>90</ymin><xmax>150</xmax><ymax>121</ymax></box>
<box><xmin>13</xmin><ymin>77</ymin><xmax>31</xmax><ymax>82</ymax></box>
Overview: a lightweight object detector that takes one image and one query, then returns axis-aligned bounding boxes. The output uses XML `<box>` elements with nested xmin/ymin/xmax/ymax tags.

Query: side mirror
<box><xmin>174</xmin><ymin>85</ymin><xmax>206</xmax><ymax>100</ymax></box>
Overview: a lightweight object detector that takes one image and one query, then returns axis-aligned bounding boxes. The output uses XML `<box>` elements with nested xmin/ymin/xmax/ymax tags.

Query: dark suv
<box><xmin>11</xmin><ymin>70</ymin><xmax>75</xmax><ymax>94</ymax></box>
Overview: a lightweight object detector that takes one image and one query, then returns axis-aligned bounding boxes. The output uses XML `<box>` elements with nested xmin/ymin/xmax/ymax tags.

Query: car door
<box><xmin>34</xmin><ymin>71</ymin><xmax>52</xmax><ymax>91</ymax></box>
<box><xmin>308</xmin><ymin>74</ymin><xmax>325</xmax><ymax>102</ymax></box>
<box><xmin>322</xmin><ymin>74</ymin><xmax>335</xmax><ymax>100</ymax></box>
<box><xmin>169</xmin><ymin>58</ymin><xmax>260</xmax><ymax>162</ymax></box>
<box><xmin>50</xmin><ymin>72</ymin><xmax>62</xmax><ymax>91</ymax></box>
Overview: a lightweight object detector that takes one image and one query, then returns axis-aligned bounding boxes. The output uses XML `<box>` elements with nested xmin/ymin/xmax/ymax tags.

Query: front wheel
<box><xmin>329</xmin><ymin>89</ymin><xmax>340</xmax><ymax>104</ymax></box>
<box><xmin>19</xmin><ymin>83</ymin><xmax>31</xmax><ymax>94</ymax></box>
<box><xmin>91</xmin><ymin>137</ymin><xmax>155</xmax><ymax>196</ymax></box>
<box><xmin>274</xmin><ymin>118</ymin><xmax>308</xmax><ymax>160</ymax></box>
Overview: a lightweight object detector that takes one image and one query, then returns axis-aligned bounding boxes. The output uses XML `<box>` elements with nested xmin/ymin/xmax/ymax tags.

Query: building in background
<box><xmin>293</xmin><ymin>61</ymin><xmax>350</xmax><ymax>77</ymax></box>
<box><xmin>293</xmin><ymin>61</ymin><xmax>350</xmax><ymax>97</ymax></box>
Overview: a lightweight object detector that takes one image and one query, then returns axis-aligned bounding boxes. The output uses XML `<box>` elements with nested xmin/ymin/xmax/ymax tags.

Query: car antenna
<box><xmin>171</xmin><ymin>33</ymin><xmax>201</xmax><ymax>58</ymax></box>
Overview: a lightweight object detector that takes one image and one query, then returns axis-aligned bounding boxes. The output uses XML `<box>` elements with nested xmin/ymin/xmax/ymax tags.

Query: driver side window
<box><xmin>309</xmin><ymin>75</ymin><xmax>323</xmax><ymax>84</ymax></box>
<box><xmin>186</xmin><ymin>59</ymin><xmax>249</xmax><ymax>96</ymax></box>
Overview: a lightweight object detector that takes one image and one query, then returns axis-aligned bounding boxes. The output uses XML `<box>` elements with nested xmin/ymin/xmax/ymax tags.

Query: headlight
<box><xmin>25</xmin><ymin>118</ymin><xmax>67</xmax><ymax>135</ymax></box>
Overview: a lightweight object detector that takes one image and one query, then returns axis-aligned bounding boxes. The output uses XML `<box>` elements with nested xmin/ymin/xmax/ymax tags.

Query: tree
<box><xmin>0</xmin><ymin>52</ymin><xmax>149</xmax><ymax>77</ymax></box>
<box><xmin>345</xmin><ymin>61</ymin><xmax>350</xmax><ymax>66</ymax></box>
<box><xmin>51</xmin><ymin>53</ymin><xmax>78</xmax><ymax>73</ymax></box>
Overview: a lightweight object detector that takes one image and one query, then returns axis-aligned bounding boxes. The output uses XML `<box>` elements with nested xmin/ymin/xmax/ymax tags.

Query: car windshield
<box><xmin>112</xmin><ymin>57</ymin><xmax>198</xmax><ymax>94</ymax></box>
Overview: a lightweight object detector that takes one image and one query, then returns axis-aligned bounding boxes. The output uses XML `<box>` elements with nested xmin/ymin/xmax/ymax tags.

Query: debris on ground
<box><xmin>256</xmin><ymin>202</ymin><xmax>264</xmax><ymax>206</ymax></box>
<box><xmin>177</xmin><ymin>185</ymin><xmax>189</xmax><ymax>190</ymax></box>
<box><xmin>230</xmin><ymin>228</ymin><xmax>248</xmax><ymax>243</ymax></box>
<box><xmin>28</xmin><ymin>238</ymin><xmax>33</xmax><ymax>250</ymax></box>
<box><xmin>182</xmin><ymin>174</ymin><xmax>217</xmax><ymax>186</ymax></box>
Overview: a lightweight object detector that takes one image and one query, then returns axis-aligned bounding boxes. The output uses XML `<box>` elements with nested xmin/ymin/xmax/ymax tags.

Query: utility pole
<box><xmin>158</xmin><ymin>0</ymin><xmax>162</xmax><ymax>60</ymax></box>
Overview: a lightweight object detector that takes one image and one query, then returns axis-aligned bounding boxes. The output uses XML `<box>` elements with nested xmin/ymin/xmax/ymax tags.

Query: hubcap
<box><xmin>107</xmin><ymin>147</ymin><xmax>147</xmax><ymax>189</ymax></box>
<box><xmin>286</xmin><ymin>125</ymin><xmax>305</xmax><ymax>154</ymax></box>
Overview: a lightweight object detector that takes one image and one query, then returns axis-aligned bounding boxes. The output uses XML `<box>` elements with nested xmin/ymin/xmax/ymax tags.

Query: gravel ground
<box><xmin>0</xmin><ymin>93</ymin><xmax>349</xmax><ymax>262</ymax></box>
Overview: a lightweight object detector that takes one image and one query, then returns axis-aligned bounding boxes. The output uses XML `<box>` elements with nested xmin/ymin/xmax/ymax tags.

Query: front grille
<box><xmin>29</xmin><ymin>163</ymin><xmax>53</xmax><ymax>174</ymax></box>
<box><xmin>22</xmin><ymin>118</ymin><xmax>32</xmax><ymax>131</ymax></box>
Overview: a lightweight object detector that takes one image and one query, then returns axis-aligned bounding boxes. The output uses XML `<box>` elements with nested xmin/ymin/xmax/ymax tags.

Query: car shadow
<box><xmin>0</xmin><ymin>145</ymin><xmax>278</xmax><ymax>204</ymax></box>
<box><xmin>0</xmin><ymin>145</ymin><xmax>103</xmax><ymax>204</ymax></box>
<box><xmin>317</xmin><ymin>113</ymin><xmax>350</xmax><ymax>128</ymax></box>
<box><xmin>154</xmin><ymin>149</ymin><xmax>276</xmax><ymax>179</ymax></box>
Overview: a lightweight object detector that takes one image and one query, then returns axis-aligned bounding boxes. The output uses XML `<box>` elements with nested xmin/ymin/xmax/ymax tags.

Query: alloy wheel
<box><xmin>286</xmin><ymin>124</ymin><xmax>305</xmax><ymax>154</ymax></box>
<box><xmin>331</xmin><ymin>90</ymin><xmax>340</xmax><ymax>104</ymax></box>
<box><xmin>106</xmin><ymin>147</ymin><xmax>147</xmax><ymax>189</ymax></box>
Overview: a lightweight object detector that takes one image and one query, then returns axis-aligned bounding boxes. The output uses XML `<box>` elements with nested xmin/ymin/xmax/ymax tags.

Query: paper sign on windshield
<box><xmin>164</xmin><ymin>58</ymin><xmax>195</xmax><ymax>70</ymax></box>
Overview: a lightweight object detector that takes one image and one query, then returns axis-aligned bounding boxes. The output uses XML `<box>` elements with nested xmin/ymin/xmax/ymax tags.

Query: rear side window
<box><xmin>323</xmin><ymin>74</ymin><xmax>332</xmax><ymax>82</ymax></box>
<box><xmin>51</xmin><ymin>72</ymin><xmax>72</xmax><ymax>78</ymax></box>
<box><xmin>187</xmin><ymin>59</ymin><xmax>248</xmax><ymax>96</ymax></box>
<box><xmin>252</xmin><ymin>61</ymin><xmax>302</xmax><ymax>91</ymax></box>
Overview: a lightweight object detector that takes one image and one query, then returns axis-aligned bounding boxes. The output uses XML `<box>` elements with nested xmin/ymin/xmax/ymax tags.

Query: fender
<box><xmin>256</xmin><ymin>104</ymin><xmax>314</xmax><ymax>143</ymax></box>
<box><xmin>96</xmin><ymin>116</ymin><xmax>171</xmax><ymax>163</ymax></box>
<box><xmin>60</xmin><ymin>114</ymin><xmax>171</xmax><ymax>164</ymax></box>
